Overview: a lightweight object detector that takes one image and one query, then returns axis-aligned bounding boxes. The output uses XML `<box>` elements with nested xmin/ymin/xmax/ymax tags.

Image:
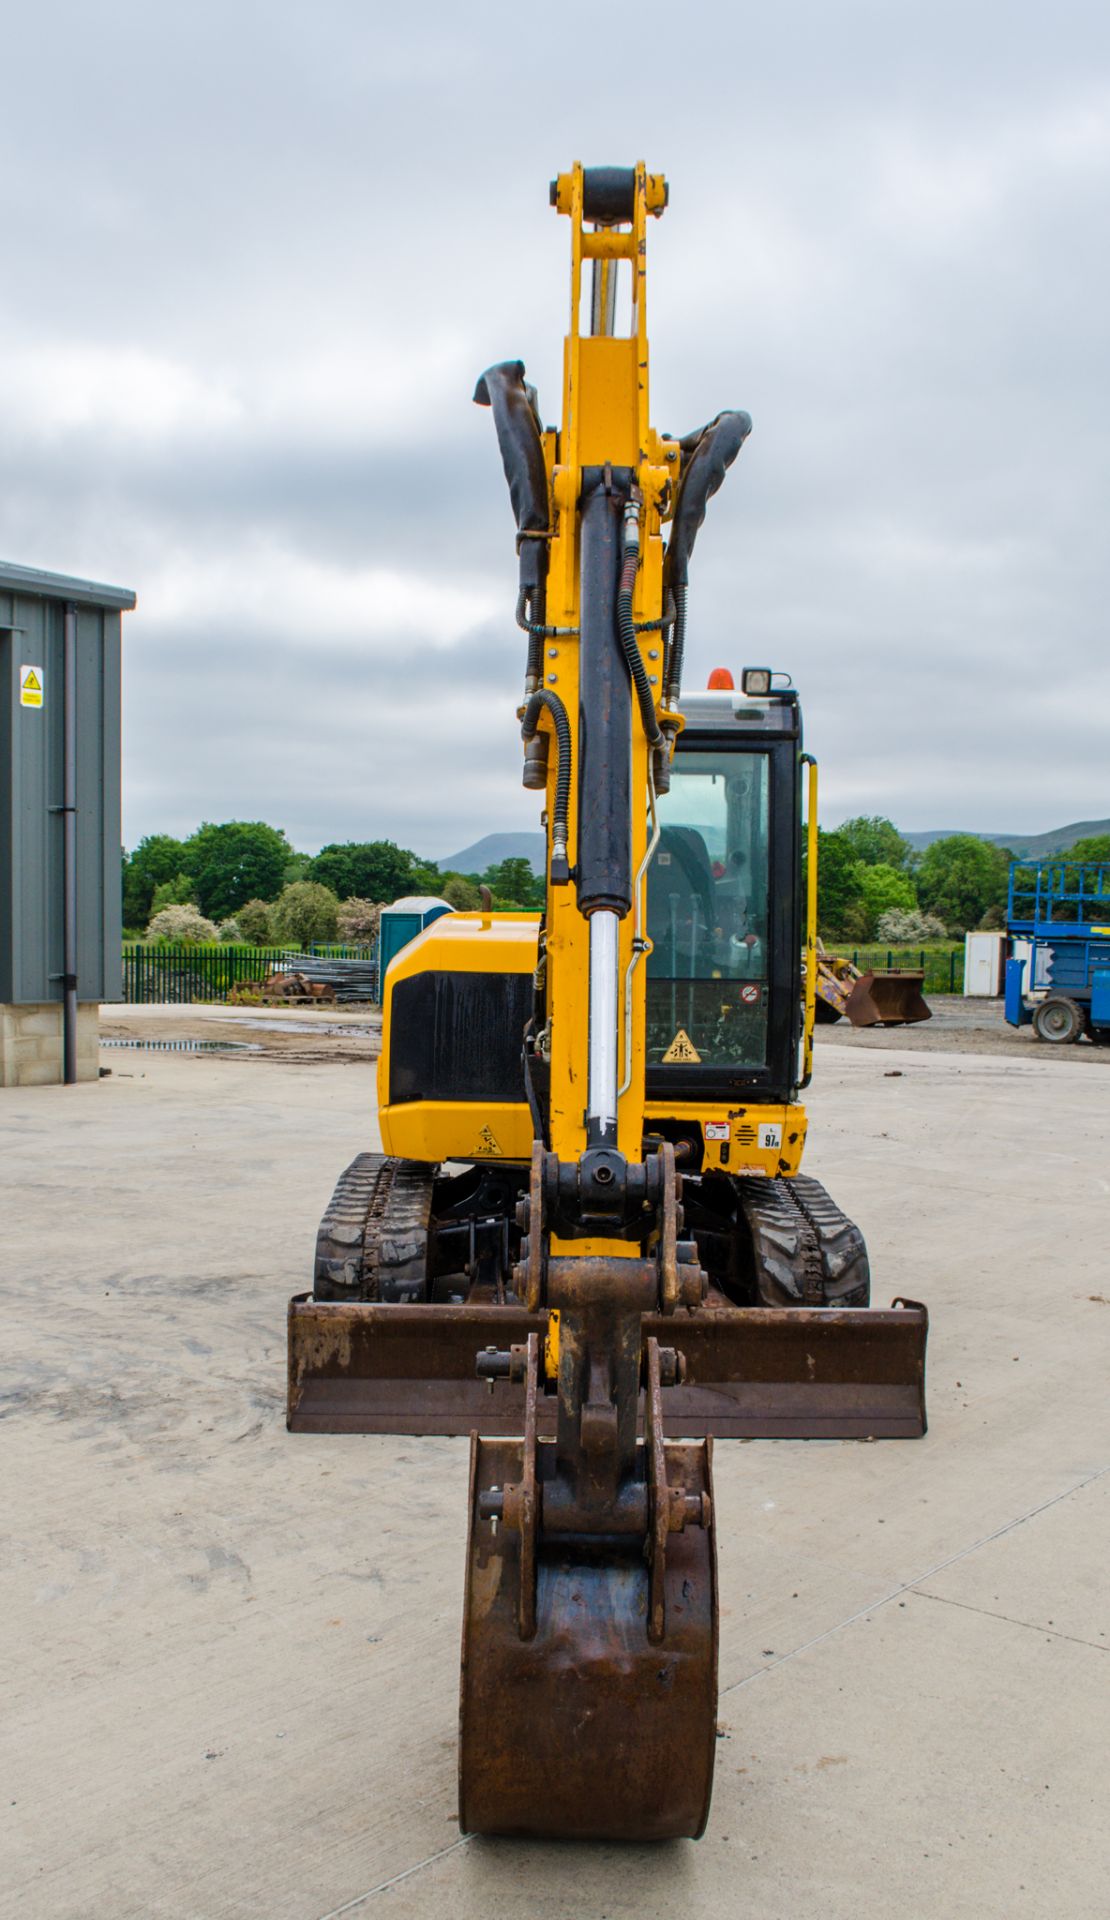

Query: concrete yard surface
<box><xmin>1</xmin><ymin>1022</ymin><xmax>1108</xmax><ymax>1919</ymax></box>
<box><xmin>817</xmin><ymin>993</ymin><xmax>1110</xmax><ymax>1061</ymax></box>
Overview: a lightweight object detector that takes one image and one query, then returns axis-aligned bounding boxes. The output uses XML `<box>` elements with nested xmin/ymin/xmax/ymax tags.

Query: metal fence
<box><xmin>121</xmin><ymin>944</ymin><xmax>379</xmax><ymax>1005</ymax></box>
<box><xmin>121</xmin><ymin>940</ymin><xmax>961</xmax><ymax>1005</ymax></box>
<box><xmin>847</xmin><ymin>946</ymin><xmax>964</xmax><ymax>993</ymax></box>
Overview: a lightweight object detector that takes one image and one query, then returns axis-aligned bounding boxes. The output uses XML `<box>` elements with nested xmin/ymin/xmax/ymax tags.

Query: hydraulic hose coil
<box><xmin>521</xmin><ymin>688</ymin><xmax>572</xmax><ymax>872</ymax></box>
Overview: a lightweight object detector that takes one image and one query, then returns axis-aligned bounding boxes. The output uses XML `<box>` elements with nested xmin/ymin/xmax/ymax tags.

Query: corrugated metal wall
<box><xmin>0</xmin><ymin>568</ymin><xmax>131</xmax><ymax>1005</ymax></box>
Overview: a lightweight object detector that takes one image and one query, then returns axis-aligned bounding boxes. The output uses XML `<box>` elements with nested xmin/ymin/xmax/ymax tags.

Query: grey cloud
<box><xmin>2</xmin><ymin>0</ymin><xmax>1108</xmax><ymax>855</ymax></box>
<box><xmin>122</xmin><ymin>620</ymin><xmax>539</xmax><ymax>854</ymax></box>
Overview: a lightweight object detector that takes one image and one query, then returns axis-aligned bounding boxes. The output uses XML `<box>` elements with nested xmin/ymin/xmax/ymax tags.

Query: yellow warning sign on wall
<box><xmin>662</xmin><ymin>1028</ymin><xmax>701</xmax><ymax>1064</ymax></box>
<box><xmin>19</xmin><ymin>665</ymin><xmax>43</xmax><ymax>709</ymax></box>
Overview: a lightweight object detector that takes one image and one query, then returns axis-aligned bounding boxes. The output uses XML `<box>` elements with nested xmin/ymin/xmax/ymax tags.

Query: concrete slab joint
<box><xmin>0</xmin><ymin>1001</ymin><xmax>98</xmax><ymax>1086</ymax></box>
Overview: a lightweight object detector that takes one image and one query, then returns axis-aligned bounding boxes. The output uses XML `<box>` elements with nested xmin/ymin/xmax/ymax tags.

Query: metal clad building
<box><xmin>0</xmin><ymin>562</ymin><xmax>135</xmax><ymax>1083</ymax></box>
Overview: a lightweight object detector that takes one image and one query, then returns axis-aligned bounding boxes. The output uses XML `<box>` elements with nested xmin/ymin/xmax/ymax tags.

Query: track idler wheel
<box><xmin>458</xmin><ymin>1337</ymin><xmax>718</xmax><ymax>1841</ymax></box>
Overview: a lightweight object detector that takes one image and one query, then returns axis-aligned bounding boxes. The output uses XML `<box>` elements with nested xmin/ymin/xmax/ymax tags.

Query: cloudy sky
<box><xmin>3</xmin><ymin>1</ymin><xmax>1108</xmax><ymax>859</ymax></box>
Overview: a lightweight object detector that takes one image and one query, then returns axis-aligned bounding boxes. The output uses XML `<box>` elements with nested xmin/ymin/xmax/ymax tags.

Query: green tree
<box><xmin>858</xmin><ymin>862</ymin><xmax>917</xmax><ymax>935</ymax></box>
<box><xmin>479</xmin><ymin>857</ymin><xmax>543</xmax><ymax>910</ymax></box>
<box><xmin>148</xmin><ymin>871</ymin><xmax>197</xmax><ymax>920</ymax></box>
<box><xmin>1067</xmin><ymin>834</ymin><xmax>1110</xmax><ymax>862</ymax></box>
<box><xmin>308</xmin><ymin>839</ymin><xmax>419</xmax><ymax>903</ymax></box>
<box><xmin>442</xmin><ymin>874</ymin><xmax>480</xmax><ymax>909</ymax></box>
<box><xmin>915</xmin><ymin>834</ymin><xmax>1010</xmax><ymax>934</ymax></box>
<box><xmin>271</xmin><ymin>880</ymin><xmax>340</xmax><ymax>946</ymax></box>
<box><xmin>122</xmin><ymin>833</ymin><xmax>191</xmax><ymax>926</ymax></box>
<box><xmin>808</xmin><ymin>830</ymin><xmax>866</xmax><ymax>937</ymax></box>
<box><xmin>236</xmin><ymin>898</ymin><xmax>273</xmax><ymax>944</ymax></box>
<box><xmin>837</xmin><ymin>815</ymin><xmax>913</xmax><ymax>871</ymax></box>
<box><xmin>186</xmin><ymin>821</ymin><xmax>292</xmax><ymax>920</ymax></box>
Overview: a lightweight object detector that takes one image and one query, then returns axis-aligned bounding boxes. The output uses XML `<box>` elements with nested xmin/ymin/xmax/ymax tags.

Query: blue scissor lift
<box><xmin>1005</xmin><ymin>861</ymin><xmax>1110</xmax><ymax>1044</ymax></box>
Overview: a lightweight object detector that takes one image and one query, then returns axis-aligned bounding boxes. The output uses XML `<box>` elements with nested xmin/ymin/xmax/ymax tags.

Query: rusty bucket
<box><xmin>287</xmin><ymin>1294</ymin><xmax>928</xmax><ymax>1441</ymax></box>
<box><xmin>845</xmin><ymin>969</ymin><xmax>931</xmax><ymax>1027</ymax></box>
<box><xmin>458</xmin><ymin>1431</ymin><xmax>717</xmax><ymax>1840</ymax></box>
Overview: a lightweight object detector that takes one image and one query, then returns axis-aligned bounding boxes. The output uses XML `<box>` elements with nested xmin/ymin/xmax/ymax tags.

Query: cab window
<box><xmin>646</xmin><ymin>751</ymin><xmax>770</xmax><ymax>1068</ymax></box>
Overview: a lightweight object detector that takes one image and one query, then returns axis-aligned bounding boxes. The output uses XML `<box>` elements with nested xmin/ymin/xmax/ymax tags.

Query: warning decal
<box><xmin>19</xmin><ymin>665</ymin><xmax>43</xmax><ymax>709</ymax></box>
<box><xmin>476</xmin><ymin>1124</ymin><xmax>502</xmax><ymax>1156</ymax></box>
<box><xmin>740</xmin><ymin>983</ymin><xmax>760</xmax><ymax>1005</ymax></box>
<box><xmin>662</xmin><ymin>1028</ymin><xmax>701</xmax><ymax>1064</ymax></box>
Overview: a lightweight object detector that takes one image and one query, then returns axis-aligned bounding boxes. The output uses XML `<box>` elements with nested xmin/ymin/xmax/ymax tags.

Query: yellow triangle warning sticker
<box><xmin>20</xmin><ymin>664</ymin><xmax>44</xmax><ymax>708</ymax></box>
<box><xmin>662</xmin><ymin>1028</ymin><xmax>701</xmax><ymax>1064</ymax></box>
<box><xmin>476</xmin><ymin>1124</ymin><xmax>503</xmax><ymax>1156</ymax></box>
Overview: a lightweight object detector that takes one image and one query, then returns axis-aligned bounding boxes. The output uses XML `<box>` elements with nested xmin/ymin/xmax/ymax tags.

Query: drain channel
<box><xmin>100</xmin><ymin>1037</ymin><xmax>262</xmax><ymax>1054</ymax></box>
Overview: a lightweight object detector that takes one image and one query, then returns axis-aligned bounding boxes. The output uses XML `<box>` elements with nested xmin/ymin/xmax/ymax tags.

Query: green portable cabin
<box><xmin>379</xmin><ymin>896</ymin><xmax>452</xmax><ymax>984</ymax></box>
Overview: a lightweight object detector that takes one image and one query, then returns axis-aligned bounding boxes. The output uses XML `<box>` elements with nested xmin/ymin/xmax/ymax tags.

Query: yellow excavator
<box><xmin>287</xmin><ymin>165</ymin><xmax>928</xmax><ymax>1841</ymax></box>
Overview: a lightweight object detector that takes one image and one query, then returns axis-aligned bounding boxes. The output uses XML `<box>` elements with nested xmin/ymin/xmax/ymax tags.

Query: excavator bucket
<box><xmin>845</xmin><ymin>969</ymin><xmax>932</xmax><ymax>1027</ymax></box>
<box><xmin>287</xmin><ymin>1294</ymin><xmax>928</xmax><ymax>1440</ymax></box>
<box><xmin>458</xmin><ymin>1336</ymin><xmax>717</xmax><ymax>1839</ymax></box>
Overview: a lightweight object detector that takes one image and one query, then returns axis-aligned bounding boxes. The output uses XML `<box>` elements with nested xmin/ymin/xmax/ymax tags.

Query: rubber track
<box><xmin>313</xmin><ymin>1153</ymin><xmax>435</xmax><ymax>1302</ymax></box>
<box><xmin>736</xmin><ymin>1174</ymin><xmax>870</xmax><ymax>1308</ymax></box>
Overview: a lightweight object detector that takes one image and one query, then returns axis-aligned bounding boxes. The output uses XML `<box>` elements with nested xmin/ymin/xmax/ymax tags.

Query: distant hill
<box><xmin>439</xmin><ymin>831</ymin><xmax>546</xmax><ymax>875</ymax></box>
<box><xmin>441</xmin><ymin>821</ymin><xmax>1108</xmax><ymax>874</ymax></box>
<box><xmin>903</xmin><ymin>820</ymin><xmax>1110</xmax><ymax>859</ymax></box>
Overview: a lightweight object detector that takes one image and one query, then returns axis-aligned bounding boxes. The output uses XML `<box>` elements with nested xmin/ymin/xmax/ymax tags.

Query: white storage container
<box><xmin>963</xmin><ymin>931</ymin><xmax>1006</xmax><ymax>996</ymax></box>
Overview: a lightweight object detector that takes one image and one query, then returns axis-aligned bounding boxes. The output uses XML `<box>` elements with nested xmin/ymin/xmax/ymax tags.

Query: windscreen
<box><xmin>646</xmin><ymin>750</ymin><xmax>770</xmax><ymax>1068</ymax></box>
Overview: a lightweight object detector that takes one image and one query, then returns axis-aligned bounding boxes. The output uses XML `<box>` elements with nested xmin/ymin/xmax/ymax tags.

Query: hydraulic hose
<box><xmin>662</xmin><ymin>409</ymin><xmax>751</xmax><ymax>703</ymax></box>
<box><xmin>516</xmin><ymin>585</ymin><xmax>578</xmax><ymax>699</ymax></box>
<box><xmin>617</xmin><ymin>505</ymin><xmax>662</xmax><ymax>746</ymax></box>
<box><xmin>473</xmin><ymin>362</ymin><xmax>550</xmax><ymax>594</ymax></box>
<box><xmin>664</xmin><ymin>581</ymin><xmax>688</xmax><ymax>708</ymax></box>
<box><xmin>632</xmin><ymin>592</ymin><xmax>675</xmax><ymax>635</ymax></box>
<box><xmin>516</xmin><ymin>587</ymin><xmax>545</xmax><ymax>692</ymax></box>
<box><xmin>521</xmin><ymin>688</ymin><xmax>572</xmax><ymax>883</ymax></box>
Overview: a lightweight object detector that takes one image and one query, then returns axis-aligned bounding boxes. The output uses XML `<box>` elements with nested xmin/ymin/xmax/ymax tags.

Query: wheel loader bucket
<box><xmin>287</xmin><ymin>1295</ymin><xmax>928</xmax><ymax>1440</ymax></box>
<box><xmin>844</xmin><ymin>969</ymin><xmax>932</xmax><ymax>1027</ymax></box>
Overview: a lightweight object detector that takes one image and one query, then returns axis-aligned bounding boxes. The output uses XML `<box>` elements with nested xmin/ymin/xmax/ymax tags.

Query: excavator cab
<box><xmin>646</xmin><ymin>687</ymin><xmax>799</xmax><ymax>1095</ymax></box>
<box><xmin>287</xmin><ymin>164</ymin><xmax>928</xmax><ymax>1844</ymax></box>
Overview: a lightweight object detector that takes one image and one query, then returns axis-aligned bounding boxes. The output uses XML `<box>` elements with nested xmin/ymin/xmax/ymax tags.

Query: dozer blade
<box><xmin>845</xmin><ymin>969</ymin><xmax>932</xmax><ymax>1026</ymax></box>
<box><xmin>458</xmin><ymin>1431</ymin><xmax>717</xmax><ymax>1840</ymax></box>
<box><xmin>287</xmin><ymin>1295</ymin><xmax>927</xmax><ymax>1439</ymax></box>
